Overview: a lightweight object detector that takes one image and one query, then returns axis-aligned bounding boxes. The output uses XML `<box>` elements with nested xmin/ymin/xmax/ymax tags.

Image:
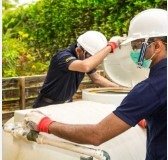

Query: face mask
<box><xmin>130</xmin><ymin>49</ymin><xmax>153</xmax><ymax>69</ymax></box>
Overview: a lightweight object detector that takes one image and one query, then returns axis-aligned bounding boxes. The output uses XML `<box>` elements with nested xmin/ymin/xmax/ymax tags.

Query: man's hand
<box><xmin>24</xmin><ymin>110</ymin><xmax>54</xmax><ymax>133</ymax></box>
<box><xmin>109</xmin><ymin>36</ymin><xmax>127</xmax><ymax>49</ymax></box>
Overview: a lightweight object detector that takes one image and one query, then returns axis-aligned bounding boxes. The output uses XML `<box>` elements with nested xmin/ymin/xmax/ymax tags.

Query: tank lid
<box><xmin>103</xmin><ymin>45</ymin><xmax>149</xmax><ymax>87</ymax></box>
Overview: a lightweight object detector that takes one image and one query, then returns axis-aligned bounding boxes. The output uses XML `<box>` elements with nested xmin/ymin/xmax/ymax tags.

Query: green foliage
<box><xmin>2</xmin><ymin>0</ymin><xmax>15</xmax><ymax>10</ymax></box>
<box><xmin>2</xmin><ymin>0</ymin><xmax>167</xmax><ymax>77</ymax></box>
<box><xmin>3</xmin><ymin>31</ymin><xmax>49</xmax><ymax>77</ymax></box>
<box><xmin>3</xmin><ymin>31</ymin><xmax>26</xmax><ymax>77</ymax></box>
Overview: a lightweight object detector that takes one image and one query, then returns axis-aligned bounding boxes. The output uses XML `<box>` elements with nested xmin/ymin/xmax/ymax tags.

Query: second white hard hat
<box><xmin>77</xmin><ymin>31</ymin><xmax>107</xmax><ymax>55</ymax></box>
<box><xmin>121</xmin><ymin>8</ymin><xmax>168</xmax><ymax>45</ymax></box>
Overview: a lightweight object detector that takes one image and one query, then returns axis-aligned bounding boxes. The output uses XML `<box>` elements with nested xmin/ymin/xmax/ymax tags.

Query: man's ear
<box><xmin>154</xmin><ymin>41</ymin><xmax>162</xmax><ymax>53</ymax></box>
<box><xmin>75</xmin><ymin>47</ymin><xmax>83</xmax><ymax>59</ymax></box>
<box><xmin>75</xmin><ymin>47</ymin><xmax>83</xmax><ymax>54</ymax></box>
<box><xmin>75</xmin><ymin>47</ymin><xmax>87</xmax><ymax>60</ymax></box>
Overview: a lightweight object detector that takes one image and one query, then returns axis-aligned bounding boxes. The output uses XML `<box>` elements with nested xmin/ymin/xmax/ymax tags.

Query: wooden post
<box><xmin>19</xmin><ymin>77</ymin><xmax>26</xmax><ymax>109</ymax></box>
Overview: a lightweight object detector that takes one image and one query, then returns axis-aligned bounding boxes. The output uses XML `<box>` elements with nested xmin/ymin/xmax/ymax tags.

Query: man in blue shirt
<box><xmin>25</xmin><ymin>9</ymin><xmax>167</xmax><ymax>160</ymax></box>
<box><xmin>33</xmin><ymin>31</ymin><xmax>120</xmax><ymax>108</ymax></box>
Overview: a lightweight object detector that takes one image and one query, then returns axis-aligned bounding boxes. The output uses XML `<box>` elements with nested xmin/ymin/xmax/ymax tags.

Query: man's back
<box><xmin>113</xmin><ymin>58</ymin><xmax>167</xmax><ymax>160</ymax></box>
<box><xmin>33</xmin><ymin>44</ymin><xmax>85</xmax><ymax>108</ymax></box>
<box><xmin>145</xmin><ymin>58</ymin><xmax>167</xmax><ymax>160</ymax></box>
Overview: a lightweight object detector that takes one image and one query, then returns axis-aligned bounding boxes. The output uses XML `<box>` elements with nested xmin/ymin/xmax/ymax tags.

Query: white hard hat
<box><xmin>121</xmin><ymin>8</ymin><xmax>168</xmax><ymax>45</ymax></box>
<box><xmin>77</xmin><ymin>31</ymin><xmax>107</xmax><ymax>55</ymax></box>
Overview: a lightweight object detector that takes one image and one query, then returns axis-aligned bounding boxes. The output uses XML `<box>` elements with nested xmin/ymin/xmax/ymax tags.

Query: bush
<box><xmin>2</xmin><ymin>0</ymin><xmax>167</xmax><ymax>77</ymax></box>
<box><xmin>3</xmin><ymin>31</ymin><xmax>49</xmax><ymax>76</ymax></box>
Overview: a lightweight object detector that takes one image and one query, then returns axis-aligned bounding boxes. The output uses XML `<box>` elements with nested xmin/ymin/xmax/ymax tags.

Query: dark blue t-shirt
<box><xmin>40</xmin><ymin>44</ymin><xmax>85</xmax><ymax>102</ymax></box>
<box><xmin>113</xmin><ymin>58</ymin><xmax>167</xmax><ymax>160</ymax></box>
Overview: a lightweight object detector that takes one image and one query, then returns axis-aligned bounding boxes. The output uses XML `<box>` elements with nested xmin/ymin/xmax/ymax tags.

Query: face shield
<box><xmin>130</xmin><ymin>38</ymin><xmax>155</xmax><ymax>68</ymax></box>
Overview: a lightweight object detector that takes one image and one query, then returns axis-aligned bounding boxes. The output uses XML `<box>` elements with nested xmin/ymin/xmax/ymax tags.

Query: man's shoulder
<box><xmin>55</xmin><ymin>47</ymin><xmax>76</xmax><ymax>59</ymax></box>
<box><xmin>50</xmin><ymin>49</ymin><xmax>76</xmax><ymax>67</ymax></box>
<box><xmin>128</xmin><ymin>79</ymin><xmax>151</xmax><ymax>97</ymax></box>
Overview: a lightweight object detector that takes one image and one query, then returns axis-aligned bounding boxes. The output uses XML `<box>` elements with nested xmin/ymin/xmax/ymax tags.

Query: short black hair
<box><xmin>148</xmin><ymin>36</ymin><xmax>167</xmax><ymax>43</ymax></box>
<box><xmin>148</xmin><ymin>36</ymin><xmax>167</xmax><ymax>50</ymax></box>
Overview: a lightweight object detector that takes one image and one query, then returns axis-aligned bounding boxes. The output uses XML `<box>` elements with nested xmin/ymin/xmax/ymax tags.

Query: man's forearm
<box><xmin>83</xmin><ymin>46</ymin><xmax>111</xmax><ymax>71</ymax></box>
<box><xmin>89</xmin><ymin>73</ymin><xmax>119</xmax><ymax>87</ymax></box>
<box><xmin>48</xmin><ymin>122</ymin><xmax>101</xmax><ymax>145</ymax></box>
<box><xmin>25</xmin><ymin>112</ymin><xmax>131</xmax><ymax>146</ymax></box>
<box><xmin>95</xmin><ymin>75</ymin><xmax>119</xmax><ymax>87</ymax></box>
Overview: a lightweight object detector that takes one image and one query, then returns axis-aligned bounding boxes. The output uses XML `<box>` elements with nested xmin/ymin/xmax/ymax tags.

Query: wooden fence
<box><xmin>2</xmin><ymin>70</ymin><xmax>105</xmax><ymax>123</ymax></box>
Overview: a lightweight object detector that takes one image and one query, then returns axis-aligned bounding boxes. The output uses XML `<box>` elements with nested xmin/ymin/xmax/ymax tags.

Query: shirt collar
<box><xmin>149</xmin><ymin>58</ymin><xmax>167</xmax><ymax>77</ymax></box>
<box><xmin>69</xmin><ymin>44</ymin><xmax>77</xmax><ymax>58</ymax></box>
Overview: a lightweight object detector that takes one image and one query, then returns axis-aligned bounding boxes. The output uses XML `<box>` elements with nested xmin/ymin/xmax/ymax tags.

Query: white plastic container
<box><xmin>3</xmin><ymin>101</ymin><xmax>146</xmax><ymax>160</ymax></box>
<box><xmin>82</xmin><ymin>87</ymin><xmax>129</xmax><ymax>106</ymax></box>
<box><xmin>3</xmin><ymin>45</ymin><xmax>148</xmax><ymax>160</ymax></box>
<box><xmin>82</xmin><ymin>45</ymin><xmax>149</xmax><ymax>105</ymax></box>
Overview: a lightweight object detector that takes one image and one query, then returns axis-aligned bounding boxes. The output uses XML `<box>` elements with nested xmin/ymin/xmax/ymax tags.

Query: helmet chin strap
<box><xmin>137</xmin><ymin>38</ymin><xmax>149</xmax><ymax>68</ymax></box>
<box><xmin>149</xmin><ymin>52</ymin><xmax>156</xmax><ymax>60</ymax></box>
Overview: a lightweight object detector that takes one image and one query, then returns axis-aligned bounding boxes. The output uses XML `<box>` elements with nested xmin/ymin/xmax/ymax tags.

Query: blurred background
<box><xmin>2</xmin><ymin>0</ymin><xmax>167</xmax><ymax>122</ymax></box>
<box><xmin>2</xmin><ymin>0</ymin><xmax>167</xmax><ymax>77</ymax></box>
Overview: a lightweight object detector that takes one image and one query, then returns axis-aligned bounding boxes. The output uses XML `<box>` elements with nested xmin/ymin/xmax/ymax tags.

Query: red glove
<box><xmin>138</xmin><ymin>119</ymin><xmax>147</xmax><ymax>128</ymax></box>
<box><xmin>108</xmin><ymin>36</ymin><xmax>127</xmax><ymax>52</ymax></box>
<box><xmin>107</xmin><ymin>42</ymin><xmax>118</xmax><ymax>53</ymax></box>
<box><xmin>37</xmin><ymin>117</ymin><xmax>54</xmax><ymax>133</ymax></box>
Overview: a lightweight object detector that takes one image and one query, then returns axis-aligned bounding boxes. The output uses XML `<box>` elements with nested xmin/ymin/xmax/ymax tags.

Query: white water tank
<box><xmin>81</xmin><ymin>44</ymin><xmax>149</xmax><ymax>159</ymax></box>
<box><xmin>3</xmin><ymin>101</ymin><xmax>146</xmax><ymax>160</ymax></box>
<box><xmin>3</xmin><ymin>45</ymin><xmax>149</xmax><ymax>160</ymax></box>
<box><xmin>82</xmin><ymin>45</ymin><xmax>149</xmax><ymax>105</ymax></box>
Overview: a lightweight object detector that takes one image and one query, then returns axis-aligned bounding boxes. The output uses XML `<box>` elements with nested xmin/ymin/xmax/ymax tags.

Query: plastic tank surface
<box><xmin>3</xmin><ymin>44</ymin><xmax>148</xmax><ymax>160</ymax></box>
<box><xmin>82</xmin><ymin>45</ymin><xmax>149</xmax><ymax>107</ymax></box>
<box><xmin>103</xmin><ymin>45</ymin><xmax>149</xmax><ymax>87</ymax></box>
<box><xmin>80</xmin><ymin>45</ymin><xmax>149</xmax><ymax>159</ymax></box>
<box><xmin>3</xmin><ymin>101</ymin><xmax>146</xmax><ymax>160</ymax></box>
<box><xmin>82</xmin><ymin>87</ymin><xmax>129</xmax><ymax>106</ymax></box>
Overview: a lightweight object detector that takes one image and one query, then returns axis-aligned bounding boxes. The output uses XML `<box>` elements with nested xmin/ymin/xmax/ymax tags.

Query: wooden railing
<box><xmin>2</xmin><ymin>70</ymin><xmax>105</xmax><ymax>123</ymax></box>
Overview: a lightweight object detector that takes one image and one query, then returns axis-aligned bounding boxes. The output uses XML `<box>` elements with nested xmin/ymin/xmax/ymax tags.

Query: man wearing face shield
<box><xmin>129</xmin><ymin>37</ymin><xmax>167</xmax><ymax>69</ymax></box>
<box><xmin>25</xmin><ymin>9</ymin><xmax>167</xmax><ymax>160</ymax></box>
<box><xmin>33</xmin><ymin>31</ymin><xmax>119</xmax><ymax>108</ymax></box>
<box><xmin>127</xmin><ymin>13</ymin><xmax>167</xmax><ymax>128</ymax></box>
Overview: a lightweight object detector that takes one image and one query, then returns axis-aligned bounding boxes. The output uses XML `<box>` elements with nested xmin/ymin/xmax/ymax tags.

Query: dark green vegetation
<box><xmin>3</xmin><ymin>0</ymin><xmax>166</xmax><ymax>77</ymax></box>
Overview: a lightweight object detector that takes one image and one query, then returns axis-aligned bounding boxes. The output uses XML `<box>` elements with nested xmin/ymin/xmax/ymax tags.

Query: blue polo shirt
<box><xmin>113</xmin><ymin>58</ymin><xmax>167</xmax><ymax>160</ymax></box>
<box><xmin>40</xmin><ymin>44</ymin><xmax>85</xmax><ymax>102</ymax></box>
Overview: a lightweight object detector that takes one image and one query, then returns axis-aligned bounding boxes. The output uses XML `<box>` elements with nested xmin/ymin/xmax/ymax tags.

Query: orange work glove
<box><xmin>138</xmin><ymin>119</ymin><xmax>147</xmax><ymax>128</ymax></box>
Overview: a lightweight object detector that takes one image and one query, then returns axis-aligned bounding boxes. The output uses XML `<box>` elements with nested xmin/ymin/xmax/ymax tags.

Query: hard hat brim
<box><xmin>120</xmin><ymin>37</ymin><xmax>135</xmax><ymax>45</ymax></box>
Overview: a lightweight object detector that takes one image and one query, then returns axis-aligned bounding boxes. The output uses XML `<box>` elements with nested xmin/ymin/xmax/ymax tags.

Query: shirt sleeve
<box><xmin>113</xmin><ymin>80</ymin><xmax>160</xmax><ymax>126</ymax></box>
<box><xmin>55</xmin><ymin>52</ymin><xmax>77</xmax><ymax>71</ymax></box>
